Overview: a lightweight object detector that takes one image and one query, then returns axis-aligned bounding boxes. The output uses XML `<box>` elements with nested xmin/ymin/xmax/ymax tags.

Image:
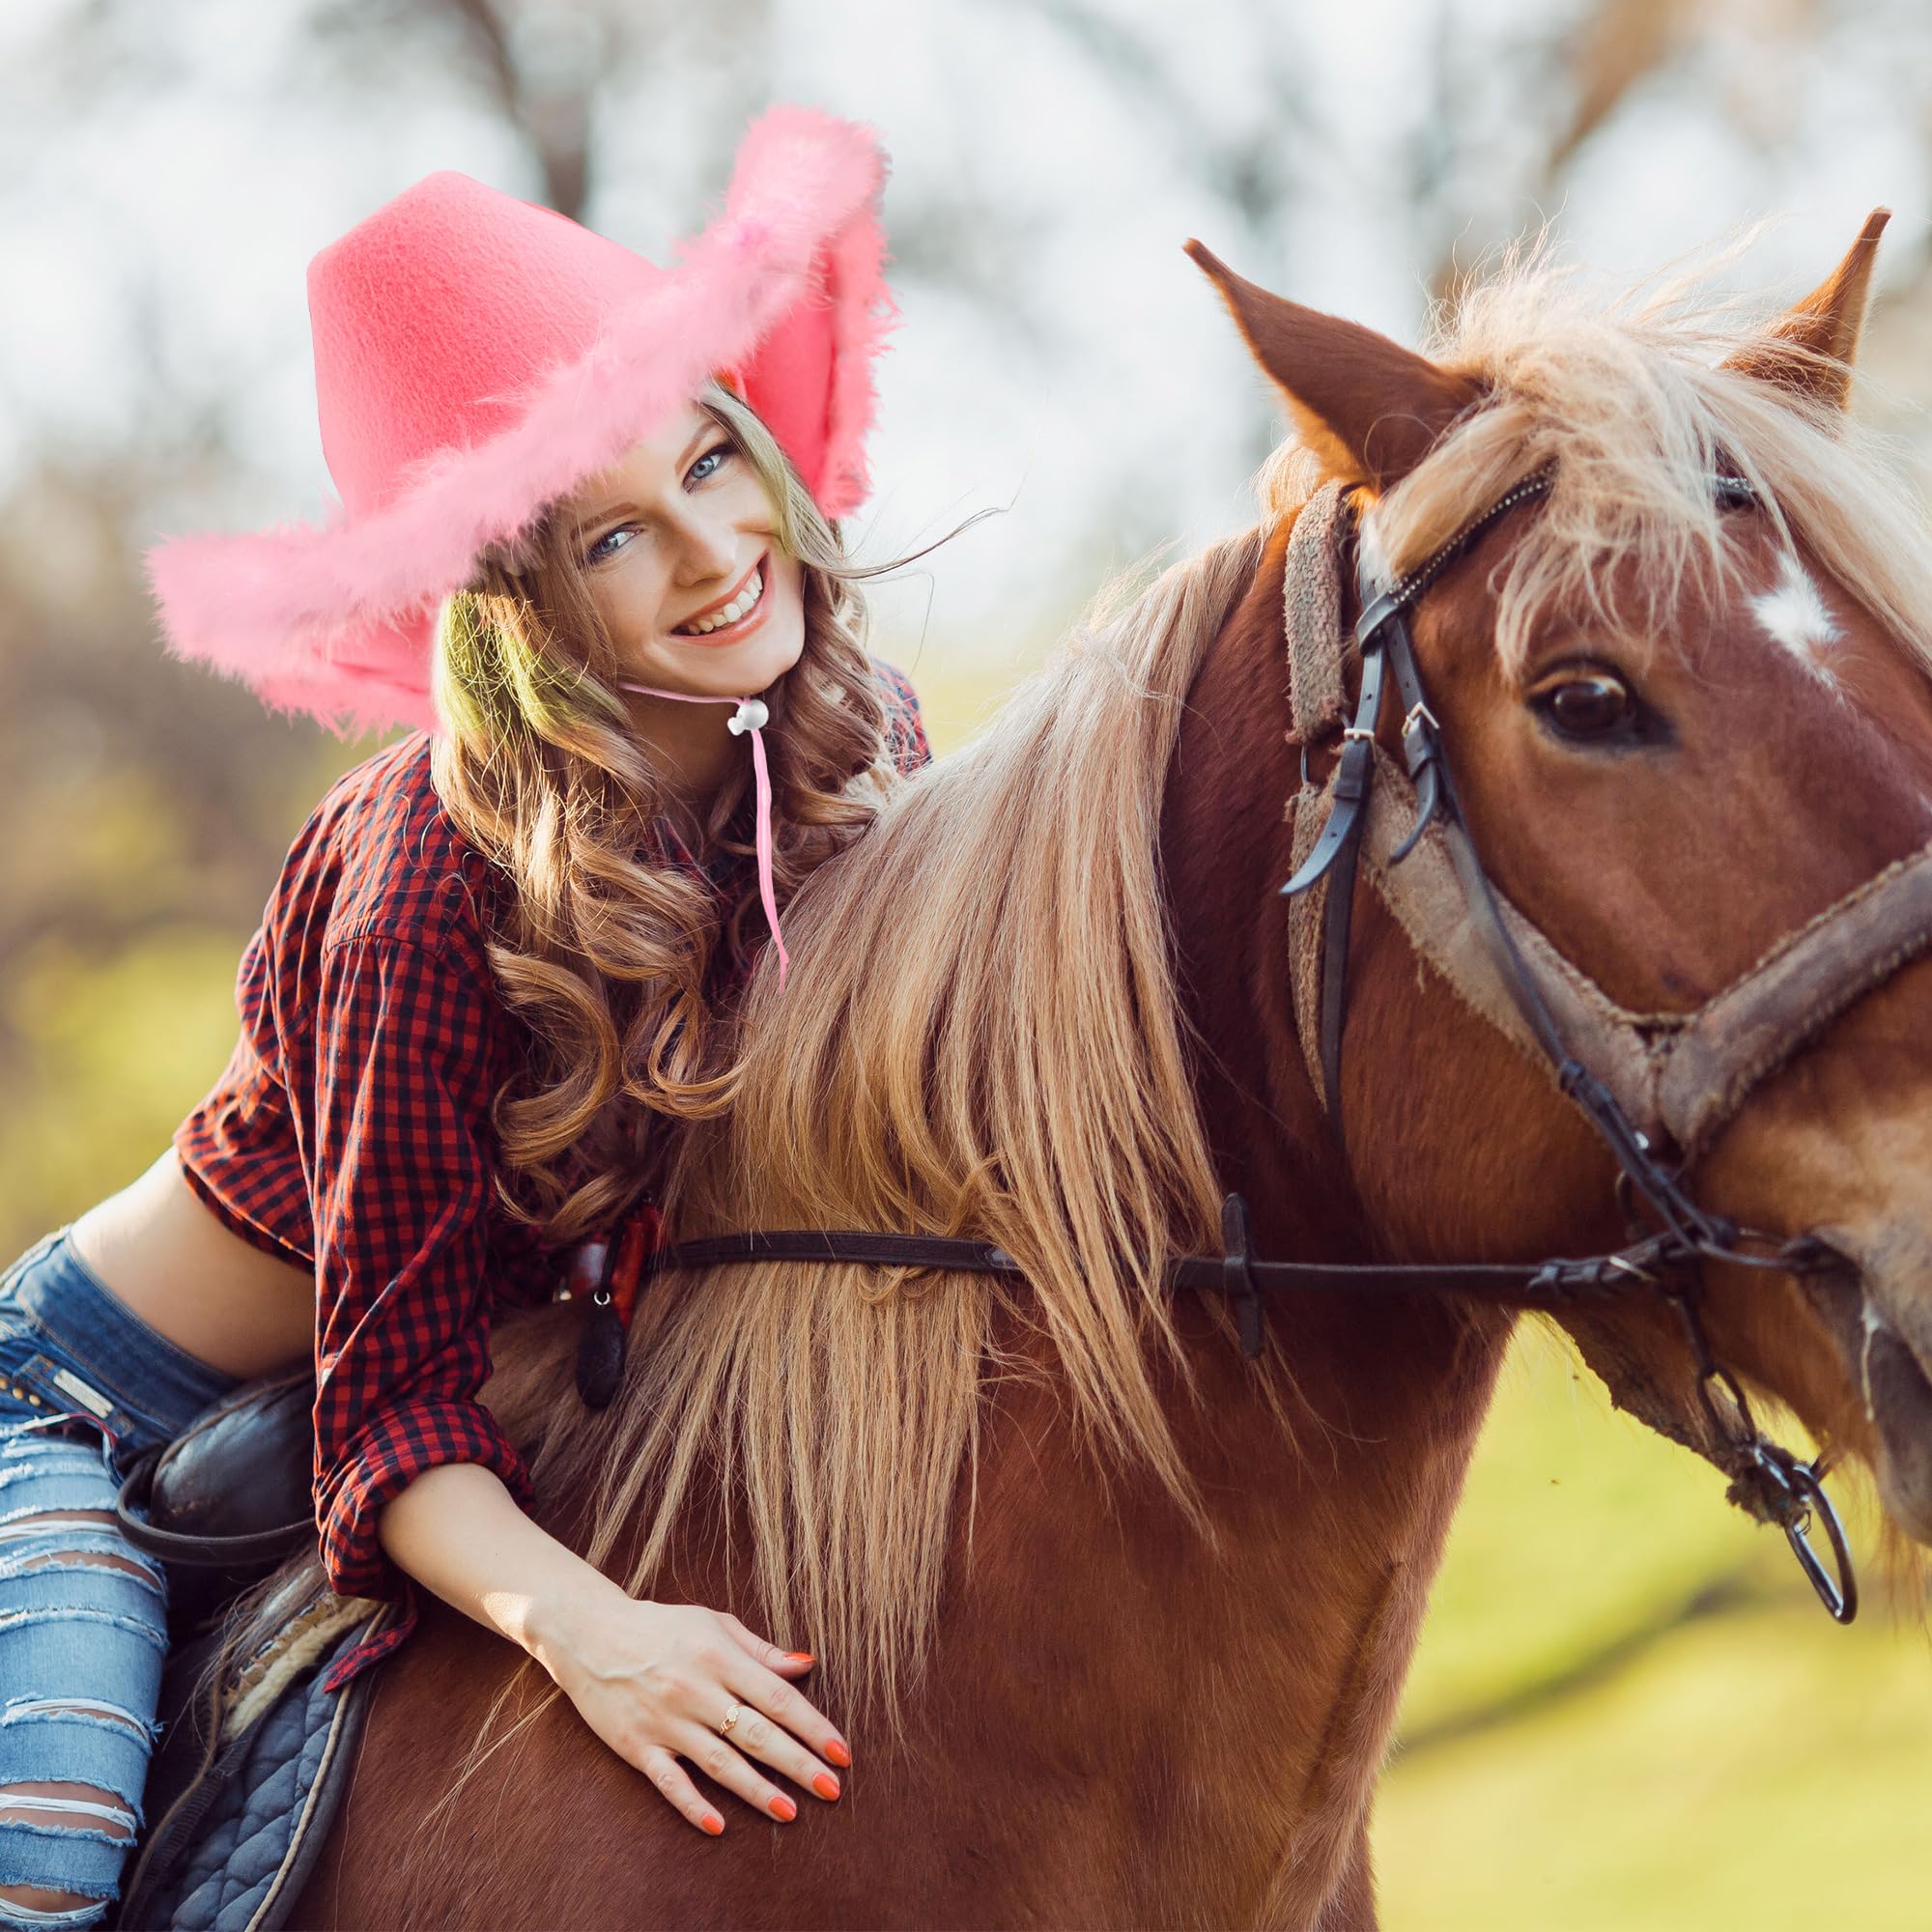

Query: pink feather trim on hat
<box><xmin>145</xmin><ymin>105</ymin><xmax>897</xmax><ymax>736</ymax></box>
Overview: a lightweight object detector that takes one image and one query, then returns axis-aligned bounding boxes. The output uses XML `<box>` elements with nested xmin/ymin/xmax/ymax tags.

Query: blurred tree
<box><xmin>305</xmin><ymin>0</ymin><xmax>769</xmax><ymax>220</ymax></box>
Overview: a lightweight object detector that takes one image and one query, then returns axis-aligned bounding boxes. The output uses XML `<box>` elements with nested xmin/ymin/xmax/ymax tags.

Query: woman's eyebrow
<box><xmin>579</xmin><ymin>498</ymin><xmax>635</xmax><ymax>527</ymax></box>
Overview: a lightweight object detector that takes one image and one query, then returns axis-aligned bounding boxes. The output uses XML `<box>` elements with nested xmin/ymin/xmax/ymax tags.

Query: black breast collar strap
<box><xmin>639</xmin><ymin>1221</ymin><xmax>1696</xmax><ymax>1316</ymax></box>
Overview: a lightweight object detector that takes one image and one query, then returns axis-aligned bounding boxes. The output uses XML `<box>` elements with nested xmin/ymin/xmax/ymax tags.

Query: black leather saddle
<box><xmin>113</xmin><ymin>1367</ymin><xmax>315</xmax><ymax>1628</ymax></box>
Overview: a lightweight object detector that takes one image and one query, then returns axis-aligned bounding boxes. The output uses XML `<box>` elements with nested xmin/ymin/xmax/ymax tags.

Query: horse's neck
<box><xmin>1095</xmin><ymin>511</ymin><xmax>1515</xmax><ymax>1920</ymax></box>
<box><xmin>1160</xmin><ymin>515</ymin><xmax>1356</xmax><ymax>1251</ymax></box>
<box><xmin>929</xmin><ymin>1256</ymin><xmax>1508</xmax><ymax>1925</ymax></box>
<box><xmin>493</xmin><ymin>512</ymin><xmax>1513</xmax><ymax>1927</ymax></box>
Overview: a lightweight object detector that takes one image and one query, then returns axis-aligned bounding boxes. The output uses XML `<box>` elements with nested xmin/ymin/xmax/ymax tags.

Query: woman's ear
<box><xmin>1186</xmin><ymin>240</ymin><xmax>1484</xmax><ymax>492</ymax></box>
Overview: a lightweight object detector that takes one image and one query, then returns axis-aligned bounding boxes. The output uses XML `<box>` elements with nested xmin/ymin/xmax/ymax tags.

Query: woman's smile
<box><xmin>669</xmin><ymin>550</ymin><xmax>772</xmax><ymax>644</ymax></box>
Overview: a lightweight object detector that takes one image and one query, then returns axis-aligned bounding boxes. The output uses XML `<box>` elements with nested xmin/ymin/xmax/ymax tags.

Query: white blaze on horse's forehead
<box><xmin>1751</xmin><ymin>552</ymin><xmax>1842</xmax><ymax>678</ymax></box>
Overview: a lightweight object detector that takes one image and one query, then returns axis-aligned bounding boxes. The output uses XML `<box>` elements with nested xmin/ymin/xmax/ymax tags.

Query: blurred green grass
<box><xmin>0</xmin><ymin>732</ymin><xmax>372</xmax><ymax>1257</ymax></box>
<box><xmin>0</xmin><ymin>923</ymin><xmax>254</xmax><ymax>1247</ymax></box>
<box><xmin>1378</xmin><ymin>1324</ymin><xmax>1932</xmax><ymax>1928</ymax></box>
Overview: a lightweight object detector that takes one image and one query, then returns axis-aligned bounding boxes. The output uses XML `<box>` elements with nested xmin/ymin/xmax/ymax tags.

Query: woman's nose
<box><xmin>669</xmin><ymin>508</ymin><xmax>742</xmax><ymax>585</ymax></box>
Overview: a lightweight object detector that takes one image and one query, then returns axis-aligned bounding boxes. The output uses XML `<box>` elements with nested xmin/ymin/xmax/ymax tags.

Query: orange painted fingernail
<box><xmin>784</xmin><ymin>1651</ymin><xmax>814</xmax><ymax>1665</ymax></box>
<box><xmin>702</xmin><ymin>1811</ymin><xmax>724</xmax><ymax>1836</ymax></box>
<box><xmin>825</xmin><ymin>1738</ymin><xmax>852</xmax><ymax>1769</ymax></box>
<box><xmin>770</xmin><ymin>1794</ymin><xmax>798</xmax><ymax>1822</ymax></box>
<box><xmin>812</xmin><ymin>1772</ymin><xmax>841</xmax><ymax>1802</ymax></box>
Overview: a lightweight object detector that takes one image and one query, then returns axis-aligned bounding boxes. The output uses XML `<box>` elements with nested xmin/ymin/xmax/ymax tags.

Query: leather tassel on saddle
<box><xmin>573</xmin><ymin>1204</ymin><xmax>664</xmax><ymax>1409</ymax></box>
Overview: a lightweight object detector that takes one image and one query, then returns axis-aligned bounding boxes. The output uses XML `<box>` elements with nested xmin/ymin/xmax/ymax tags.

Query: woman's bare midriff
<box><xmin>68</xmin><ymin>1149</ymin><xmax>315</xmax><ymax>1381</ymax></box>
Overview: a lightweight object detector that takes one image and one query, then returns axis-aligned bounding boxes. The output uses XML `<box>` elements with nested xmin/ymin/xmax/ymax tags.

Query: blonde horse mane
<box><xmin>526</xmin><ymin>511</ymin><xmax>1288</xmax><ymax>1720</ymax></box>
<box><xmin>526</xmin><ymin>230</ymin><xmax>1932</xmax><ymax>1727</ymax></box>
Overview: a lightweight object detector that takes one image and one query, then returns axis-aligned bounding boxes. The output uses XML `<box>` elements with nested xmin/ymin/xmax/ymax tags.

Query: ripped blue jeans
<box><xmin>0</xmin><ymin>1229</ymin><xmax>242</xmax><ymax>1926</ymax></box>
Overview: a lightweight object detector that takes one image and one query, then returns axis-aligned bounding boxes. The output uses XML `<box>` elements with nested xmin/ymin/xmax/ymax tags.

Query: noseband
<box><xmin>588</xmin><ymin>472</ymin><xmax>1932</xmax><ymax>1627</ymax></box>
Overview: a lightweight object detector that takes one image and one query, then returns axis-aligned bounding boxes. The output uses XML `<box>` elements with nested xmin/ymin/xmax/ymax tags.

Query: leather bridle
<box><xmin>584</xmin><ymin>470</ymin><xmax>1932</xmax><ymax>1628</ymax></box>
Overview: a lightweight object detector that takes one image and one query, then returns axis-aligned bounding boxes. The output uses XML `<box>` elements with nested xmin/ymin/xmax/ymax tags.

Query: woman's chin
<box><xmin>649</xmin><ymin>616</ymin><xmax>804</xmax><ymax>696</ymax></box>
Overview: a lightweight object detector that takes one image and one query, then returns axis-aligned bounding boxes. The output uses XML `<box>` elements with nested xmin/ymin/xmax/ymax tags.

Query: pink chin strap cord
<box><xmin>617</xmin><ymin>682</ymin><xmax>787</xmax><ymax>989</ymax></box>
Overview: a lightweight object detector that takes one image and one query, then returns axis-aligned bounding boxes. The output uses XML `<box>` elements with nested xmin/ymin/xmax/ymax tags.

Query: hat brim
<box><xmin>146</xmin><ymin>105</ymin><xmax>895</xmax><ymax>736</ymax></box>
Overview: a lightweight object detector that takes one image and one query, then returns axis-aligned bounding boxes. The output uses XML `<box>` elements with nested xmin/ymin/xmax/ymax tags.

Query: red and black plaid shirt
<box><xmin>176</xmin><ymin>663</ymin><xmax>927</xmax><ymax>1694</ymax></box>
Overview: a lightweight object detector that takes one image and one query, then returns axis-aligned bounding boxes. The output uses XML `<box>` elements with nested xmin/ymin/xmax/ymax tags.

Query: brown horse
<box><xmin>290</xmin><ymin>211</ymin><xmax>1932</xmax><ymax>1928</ymax></box>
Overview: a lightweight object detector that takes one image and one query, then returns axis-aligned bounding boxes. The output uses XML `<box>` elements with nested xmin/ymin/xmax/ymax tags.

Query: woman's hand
<box><xmin>529</xmin><ymin>1583</ymin><xmax>853</xmax><ymax>1835</ymax></box>
<box><xmin>374</xmin><ymin>1463</ymin><xmax>848</xmax><ymax>1834</ymax></box>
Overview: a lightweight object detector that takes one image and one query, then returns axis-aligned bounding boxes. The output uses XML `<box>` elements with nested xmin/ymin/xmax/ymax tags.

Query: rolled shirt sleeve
<box><xmin>298</xmin><ymin>928</ymin><xmax>536</xmax><ymax>1609</ymax></box>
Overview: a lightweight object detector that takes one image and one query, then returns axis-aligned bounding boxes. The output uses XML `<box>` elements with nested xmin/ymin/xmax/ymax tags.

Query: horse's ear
<box><xmin>1721</xmin><ymin>208</ymin><xmax>1890</xmax><ymax>412</ymax></box>
<box><xmin>1184</xmin><ymin>240</ymin><xmax>1482</xmax><ymax>493</ymax></box>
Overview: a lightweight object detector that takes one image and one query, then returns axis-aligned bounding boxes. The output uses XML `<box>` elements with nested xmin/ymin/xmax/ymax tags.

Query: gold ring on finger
<box><xmin>718</xmin><ymin>1698</ymin><xmax>743</xmax><ymax>1737</ymax></box>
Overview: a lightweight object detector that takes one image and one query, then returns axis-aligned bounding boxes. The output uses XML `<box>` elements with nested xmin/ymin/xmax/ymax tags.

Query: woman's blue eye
<box><xmin>583</xmin><ymin>443</ymin><xmax>731</xmax><ymax>563</ymax></box>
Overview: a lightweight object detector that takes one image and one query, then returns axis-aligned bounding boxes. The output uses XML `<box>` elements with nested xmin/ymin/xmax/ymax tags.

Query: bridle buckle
<box><xmin>1219</xmin><ymin>1193</ymin><xmax>1264</xmax><ymax>1360</ymax></box>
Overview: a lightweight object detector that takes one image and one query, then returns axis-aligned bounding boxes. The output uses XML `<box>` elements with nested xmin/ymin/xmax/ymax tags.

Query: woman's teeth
<box><xmin>676</xmin><ymin>568</ymin><xmax>763</xmax><ymax>636</ymax></box>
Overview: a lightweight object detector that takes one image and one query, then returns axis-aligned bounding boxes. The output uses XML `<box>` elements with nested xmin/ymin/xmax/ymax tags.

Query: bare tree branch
<box><xmin>436</xmin><ymin>0</ymin><xmax>593</xmax><ymax>216</ymax></box>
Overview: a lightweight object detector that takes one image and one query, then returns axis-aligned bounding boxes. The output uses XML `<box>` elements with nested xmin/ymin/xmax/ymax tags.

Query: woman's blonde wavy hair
<box><xmin>428</xmin><ymin>381</ymin><xmax>902</xmax><ymax>1246</ymax></box>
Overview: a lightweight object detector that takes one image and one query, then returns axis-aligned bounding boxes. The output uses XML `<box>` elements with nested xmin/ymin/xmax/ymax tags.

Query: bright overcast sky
<box><xmin>2</xmin><ymin>0</ymin><xmax>1927</xmax><ymax>687</ymax></box>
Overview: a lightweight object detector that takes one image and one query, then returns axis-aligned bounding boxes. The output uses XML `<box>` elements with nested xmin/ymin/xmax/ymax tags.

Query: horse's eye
<box><xmin>1533</xmin><ymin>670</ymin><xmax>1636</xmax><ymax>741</ymax></box>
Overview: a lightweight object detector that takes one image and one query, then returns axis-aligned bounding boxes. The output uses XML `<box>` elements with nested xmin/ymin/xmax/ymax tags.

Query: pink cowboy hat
<box><xmin>146</xmin><ymin>104</ymin><xmax>896</xmax><ymax>734</ymax></box>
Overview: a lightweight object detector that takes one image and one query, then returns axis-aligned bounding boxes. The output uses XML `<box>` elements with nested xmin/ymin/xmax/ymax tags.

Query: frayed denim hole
<box><xmin>0</xmin><ymin>1791</ymin><xmax>138</xmax><ymax>1865</ymax></box>
<box><xmin>0</xmin><ymin>1775</ymin><xmax>151</xmax><ymax>1849</ymax></box>
<box><xmin>0</xmin><ymin>1711</ymin><xmax>157</xmax><ymax>1756</ymax></box>
<box><xmin>0</xmin><ymin>1701</ymin><xmax>153</xmax><ymax>1739</ymax></box>
<box><xmin>0</xmin><ymin>1801</ymin><xmax>133</xmax><ymax>1831</ymax></box>
<box><xmin>0</xmin><ymin>1824</ymin><xmax>133</xmax><ymax>1854</ymax></box>
<box><xmin>0</xmin><ymin>1890</ymin><xmax>115</xmax><ymax>1930</ymax></box>
<box><xmin>0</xmin><ymin>1789</ymin><xmax>138</xmax><ymax>1833</ymax></box>
<box><xmin>0</xmin><ymin>1547</ymin><xmax>164</xmax><ymax>1595</ymax></box>
<box><xmin>0</xmin><ymin>1510</ymin><xmax>122</xmax><ymax>1533</ymax></box>
<box><xmin>9</xmin><ymin>1549</ymin><xmax>161</xmax><ymax>1594</ymax></box>
<box><xmin>0</xmin><ymin>1497</ymin><xmax>120</xmax><ymax>1532</ymax></box>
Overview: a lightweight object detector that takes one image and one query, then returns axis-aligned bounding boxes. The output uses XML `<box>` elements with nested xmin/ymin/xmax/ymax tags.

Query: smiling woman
<box><xmin>0</xmin><ymin>104</ymin><xmax>933</xmax><ymax>1923</ymax></box>
<box><xmin>432</xmin><ymin>372</ymin><xmax>923</xmax><ymax>1255</ymax></box>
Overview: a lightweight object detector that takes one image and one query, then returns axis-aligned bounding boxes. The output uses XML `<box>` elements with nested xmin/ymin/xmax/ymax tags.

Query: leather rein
<box><xmin>581</xmin><ymin>471</ymin><xmax>1932</xmax><ymax>1628</ymax></box>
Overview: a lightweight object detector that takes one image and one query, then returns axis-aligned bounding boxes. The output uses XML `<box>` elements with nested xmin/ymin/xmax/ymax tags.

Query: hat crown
<box><xmin>307</xmin><ymin>171</ymin><xmax>663</xmax><ymax>516</ymax></box>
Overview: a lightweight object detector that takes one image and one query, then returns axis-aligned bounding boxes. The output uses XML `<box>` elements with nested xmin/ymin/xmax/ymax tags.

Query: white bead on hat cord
<box><xmin>618</xmin><ymin>683</ymin><xmax>788</xmax><ymax>988</ymax></box>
